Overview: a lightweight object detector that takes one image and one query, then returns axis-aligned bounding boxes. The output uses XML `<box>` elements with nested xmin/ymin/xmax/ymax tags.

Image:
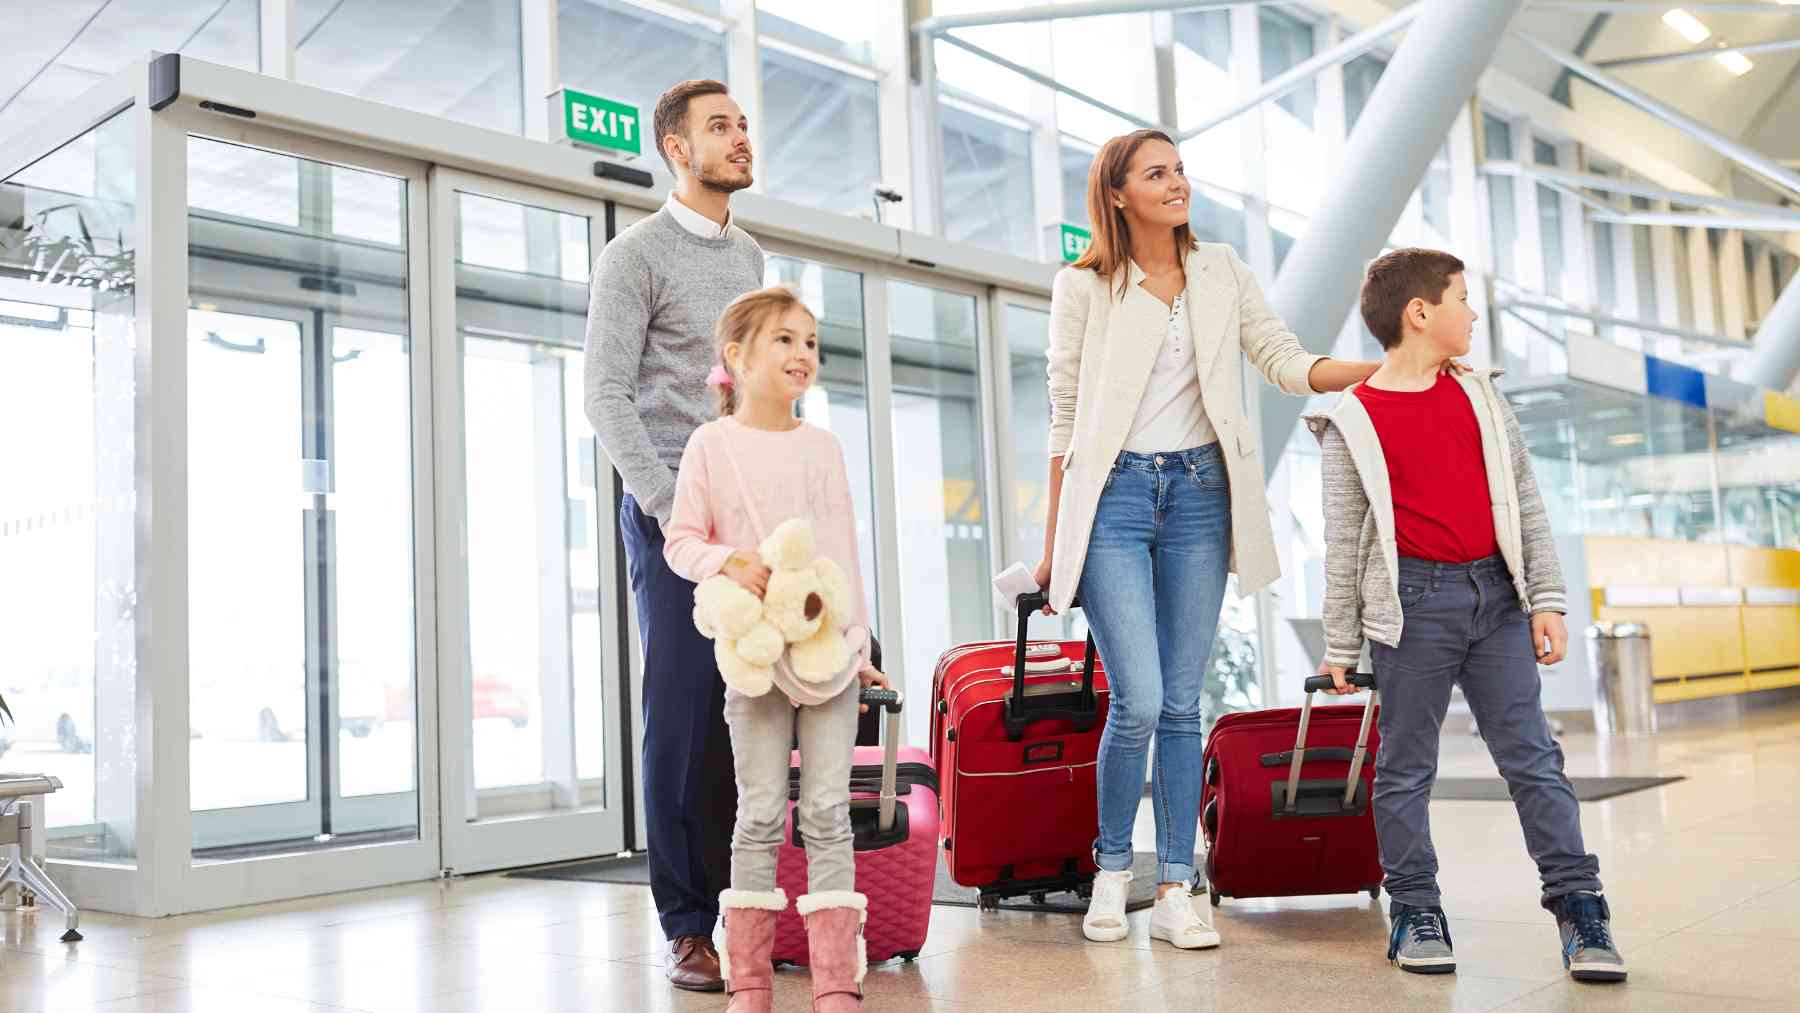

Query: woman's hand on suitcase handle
<box><xmin>1032</xmin><ymin>558</ymin><xmax>1055</xmax><ymax>614</ymax></box>
<box><xmin>1315</xmin><ymin>661</ymin><xmax>1356</xmax><ymax>696</ymax></box>
<box><xmin>857</xmin><ymin>665</ymin><xmax>890</xmax><ymax>713</ymax></box>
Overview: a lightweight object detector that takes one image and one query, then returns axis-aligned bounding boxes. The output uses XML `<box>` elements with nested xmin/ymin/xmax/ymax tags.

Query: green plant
<box><xmin>1</xmin><ymin>203</ymin><xmax>135</xmax><ymax>293</ymax></box>
<box><xmin>1202</xmin><ymin>582</ymin><xmax>1261</xmax><ymax>726</ymax></box>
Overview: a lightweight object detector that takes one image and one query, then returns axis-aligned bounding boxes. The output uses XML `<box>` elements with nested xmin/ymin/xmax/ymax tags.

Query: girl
<box><xmin>664</xmin><ymin>286</ymin><xmax>886</xmax><ymax>1013</ymax></box>
<box><xmin>1034</xmin><ymin>130</ymin><xmax>1390</xmax><ymax>950</ymax></box>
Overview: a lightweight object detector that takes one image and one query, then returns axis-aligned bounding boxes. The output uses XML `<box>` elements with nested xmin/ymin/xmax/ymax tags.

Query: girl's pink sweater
<box><xmin>664</xmin><ymin>416</ymin><xmax>872</xmax><ymax>705</ymax></box>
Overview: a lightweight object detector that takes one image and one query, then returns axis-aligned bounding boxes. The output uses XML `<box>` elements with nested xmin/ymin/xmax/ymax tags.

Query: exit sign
<box><xmin>1058</xmin><ymin>223</ymin><xmax>1092</xmax><ymax>263</ymax></box>
<box><xmin>550</xmin><ymin>87</ymin><xmax>642</xmax><ymax>158</ymax></box>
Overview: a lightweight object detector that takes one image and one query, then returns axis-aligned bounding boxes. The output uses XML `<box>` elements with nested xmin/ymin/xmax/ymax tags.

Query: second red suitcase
<box><xmin>773</xmin><ymin>688</ymin><xmax>937</xmax><ymax>965</ymax></box>
<box><xmin>1200</xmin><ymin>671</ymin><xmax>1383</xmax><ymax>904</ymax></box>
<box><xmin>933</xmin><ymin>592</ymin><xmax>1108</xmax><ymax>907</ymax></box>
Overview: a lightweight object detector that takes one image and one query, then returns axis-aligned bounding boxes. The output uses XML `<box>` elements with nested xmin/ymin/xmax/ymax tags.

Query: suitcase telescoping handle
<box><xmin>1003</xmin><ymin>592</ymin><xmax>1099</xmax><ymax>741</ymax></box>
<box><xmin>1285</xmin><ymin>672</ymin><xmax>1378</xmax><ymax>813</ymax></box>
<box><xmin>860</xmin><ymin>686</ymin><xmax>903</xmax><ymax>834</ymax></box>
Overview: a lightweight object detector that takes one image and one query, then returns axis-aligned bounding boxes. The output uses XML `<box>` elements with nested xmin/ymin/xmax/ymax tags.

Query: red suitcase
<box><xmin>933</xmin><ymin>592</ymin><xmax>1108</xmax><ymax>907</ymax></box>
<box><xmin>772</xmin><ymin>689</ymin><xmax>937</xmax><ymax>965</ymax></box>
<box><xmin>1200</xmin><ymin>671</ymin><xmax>1383</xmax><ymax>904</ymax></box>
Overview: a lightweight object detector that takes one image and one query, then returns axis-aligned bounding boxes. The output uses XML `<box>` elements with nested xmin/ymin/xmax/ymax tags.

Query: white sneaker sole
<box><xmin>1082</xmin><ymin>917</ymin><xmax>1129</xmax><ymax>943</ymax></box>
<box><xmin>1395</xmin><ymin>954</ymin><xmax>1457</xmax><ymax>974</ymax></box>
<box><xmin>1150</xmin><ymin>923</ymin><xmax>1221</xmax><ymax>950</ymax></box>
<box><xmin>1568</xmin><ymin>959</ymin><xmax>1627</xmax><ymax>982</ymax></box>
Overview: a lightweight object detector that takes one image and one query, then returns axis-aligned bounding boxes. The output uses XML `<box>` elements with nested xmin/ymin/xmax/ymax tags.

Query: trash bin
<box><xmin>1585</xmin><ymin>622</ymin><xmax>1656</xmax><ymax>737</ymax></box>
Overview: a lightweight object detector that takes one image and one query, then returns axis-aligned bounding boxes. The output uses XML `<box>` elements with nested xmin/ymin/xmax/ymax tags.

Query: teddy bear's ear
<box><xmin>812</xmin><ymin>556</ymin><xmax>852</xmax><ymax>628</ymax></box>
<box><xmin>760</xmin><ymin>517</ymin><xmax>816</xmax><ymax>571</ymax></box>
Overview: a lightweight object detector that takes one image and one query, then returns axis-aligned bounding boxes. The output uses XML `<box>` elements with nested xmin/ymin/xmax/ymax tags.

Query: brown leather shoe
<box><xmin>666</xmin><ymin>934</ymin><xmax>725</xmax><ymax>992</ymax></box>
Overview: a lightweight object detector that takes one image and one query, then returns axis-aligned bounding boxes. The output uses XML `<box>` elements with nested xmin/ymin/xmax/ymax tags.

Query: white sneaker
<box><xmin>1082</xmin><ymin>869</ymin><xmax>1132</xmax><ymax>942</ymax></box>
<box><xmin>1149</xmin><ymin>885</ymin><xmax>1221</xmax><ymax>950</ymax></box>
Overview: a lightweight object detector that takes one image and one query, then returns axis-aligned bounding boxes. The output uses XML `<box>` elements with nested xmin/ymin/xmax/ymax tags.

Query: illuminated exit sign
<box><xmin>549</xmin><ymin>87</ymin><xmax>642</xmax><ymax>158</ymax></box>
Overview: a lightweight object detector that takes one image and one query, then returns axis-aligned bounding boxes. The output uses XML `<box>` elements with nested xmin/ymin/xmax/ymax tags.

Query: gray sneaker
<box><xmin>1387</xmin><ymin>904</ymin><xmax>1456</xmax><ymax>974</ymax></box>
<box><xmin>1553</xmin><ymin>892</ymin><xmax>1628</xmax><ymax>983</ymax></box>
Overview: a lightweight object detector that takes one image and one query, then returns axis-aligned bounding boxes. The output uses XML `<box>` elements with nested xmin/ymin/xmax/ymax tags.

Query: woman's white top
<box><xmin>1122</xmin><ymin>291</ymin><xmax>1216</xmax><ymax>454</ymax></box>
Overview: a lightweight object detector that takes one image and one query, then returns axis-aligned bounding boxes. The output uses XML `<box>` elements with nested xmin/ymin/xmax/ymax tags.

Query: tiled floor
<box><xmin>6</xmin><ymin>700</ymin><xmax>1800</xmax><ymax>1012</ymax></box>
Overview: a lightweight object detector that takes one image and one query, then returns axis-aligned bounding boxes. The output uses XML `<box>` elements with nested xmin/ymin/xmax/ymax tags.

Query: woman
<box><xmin>1032</xmin><ymin>129</ymin><xmax>1386</xmax><ymax>950</ymax></box>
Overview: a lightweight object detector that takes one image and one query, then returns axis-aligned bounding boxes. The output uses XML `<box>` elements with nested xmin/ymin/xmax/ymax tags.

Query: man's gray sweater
<box><xmin>583</xmin><ymin>207</ymin><xmax>764</xmax><ymax>525</ymax></box>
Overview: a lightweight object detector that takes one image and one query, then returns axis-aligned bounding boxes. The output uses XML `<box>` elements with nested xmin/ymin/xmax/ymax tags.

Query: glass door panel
<box><xmin>886</xmin><ymin>281</ymin><xmax>994</xmax><ymax>743</ymax></box>
<box><xmin>765</xmin><ymin>255</ymin><xmax>880</xmax><ymax>622</ymax></box>
<box><xmin>435</xmin><ymin>170</ymin><xmax>623</xmax><ymax>873</ymax></box>
<box><xmin>187</xmin><ymin>136</ymin><xmax>420</xmax><ymax>854</ymax></box>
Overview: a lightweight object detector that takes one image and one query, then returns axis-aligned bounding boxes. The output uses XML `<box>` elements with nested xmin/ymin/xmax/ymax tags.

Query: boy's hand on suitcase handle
<box><xmin>1310</xmin><ymin>664</ymin><xmax>1375</xmax><ymax>695</ymax></box>
<box><xmin>1532</xmin><ymin>612</ymin><xmax>1568</xmax><ymax>666</ymax></box>
<box><xmin>857</xmin><ymin>666</ymin><xmax>892</xmax><ymax>713</ymax></box>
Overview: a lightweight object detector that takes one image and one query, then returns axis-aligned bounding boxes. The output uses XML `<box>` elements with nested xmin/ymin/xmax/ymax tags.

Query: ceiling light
<box><xmin>1608</xmin><ymin>433</ymin><xmax>1647</xmax><ymax>447</ymax></box>
<box><xmin>1662</xmin><ymin>9</ymin><xmax>1712</xmax><ymax>44</ymax></box>
<box><xmin>1715</xmin><ymin>50</ymin><xmax>1755</xmax><ymax>76</ymax></box>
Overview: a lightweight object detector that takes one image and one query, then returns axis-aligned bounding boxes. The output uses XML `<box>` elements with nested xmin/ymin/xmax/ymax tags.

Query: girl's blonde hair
<box><xmin>712</xmin><ymin>285</ymin><xmax>815</xmax><ymax>416</ymax></box>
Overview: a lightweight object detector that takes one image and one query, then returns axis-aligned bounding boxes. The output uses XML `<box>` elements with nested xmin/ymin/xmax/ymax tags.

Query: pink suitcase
<box><xmin>773</xmin><ymin>689</ymin><xmax>937</xmax><ymax>965</ymax></box>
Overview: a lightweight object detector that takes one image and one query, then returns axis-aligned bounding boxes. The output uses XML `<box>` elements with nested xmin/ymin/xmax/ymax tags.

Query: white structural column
<box><xmin>1754</xmin><ymin>244</ymin><xmax>1778</xmax><ymax>322</ymax></box>
<box><xmin>1026</xmin><ymin>20</ymin><xmax>1064</xmax><ymax>261</ymax></box>
<box><xmin>1260</xmin><ymin>0</ymin><xmax>1525</xmax><ymax>476</ymax></box>
<box><xmin>1451</xmin><ymin>103</ymin><xmax>1495</xmax><ymax>366</ymax></box>
<box><xmin>260</xmin><ymin>0</ymin><xmax>295</xmax><ymax>78</ymax></box>
<box><xmin>1688</xmin><ymin>227</ymin><xmax>1719</xmax><ymax>337</ymax></box>
<box><xmin>719</xmin><ymin>0</ymin><xmax>765</xmax><ymax>193</ymax></box>
<box><xmin>909</xmin><ymin>0</ymin><xmax>944</xmax><ymax>236</ymax></box>
<box><xmin>1744</xmin><ymin>275</ymin><xmax>1800</xmax><ymax>390</ymax></box>
<box><xmin>1721</xmin><ymin>229</ymin><xmax>1749</xmax><ymax>342</ymax></box>
<box><xmin>873</xmin><ymin>0</ymin><xmax>916</xmax><ymax>231</ymax></box>
<box><xmin>520</xmin><ymin>0</ymin><xmax>558</xmax><ymax>143</ymax></box>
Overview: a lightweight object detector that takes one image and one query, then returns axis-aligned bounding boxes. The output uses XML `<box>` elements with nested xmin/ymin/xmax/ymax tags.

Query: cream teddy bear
<box><xmin>693</xmin><ymin>518</ymin><xmax>855</xmax><ymax>696</ymax></box>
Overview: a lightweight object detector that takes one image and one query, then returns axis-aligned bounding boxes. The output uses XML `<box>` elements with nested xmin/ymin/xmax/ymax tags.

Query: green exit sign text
<box><xmin>551</xmin><ymin>87</ymin><xmax>642</xmax><ymax>158</ymax></box>
<box><xmin>1059</xmin><ymin>223</ymin><xmax>1093</xmax><ymax>263</ymax></box>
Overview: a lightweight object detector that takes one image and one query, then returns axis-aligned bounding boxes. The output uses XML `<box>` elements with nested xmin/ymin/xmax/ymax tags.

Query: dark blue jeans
<box><xmin>1370</xmin><ymin>554</ymin><xmax>1603</xmax><ymax>910</ymax></box>
<box><xmin>620</xmin><ymin>494</ymin><xmax>736</xmax><ymax>940</ymax></box>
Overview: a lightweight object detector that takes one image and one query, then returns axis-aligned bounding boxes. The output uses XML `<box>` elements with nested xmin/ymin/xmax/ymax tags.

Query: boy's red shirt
<box><xmin>1354</xmin><ymin>372</ymin><xmax>1499</xmax><ymax>564</ymax></box>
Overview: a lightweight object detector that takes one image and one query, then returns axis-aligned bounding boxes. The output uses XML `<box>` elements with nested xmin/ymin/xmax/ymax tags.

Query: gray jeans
<box><xmin>723</xmin><ymin>682</ymin><xmax>859</xmax><ymax>895</ymax></box>
<box><xmin>1370</xmin><ymin>554</ymin><xmax>1603</xmax><ymax>910</ymax></box>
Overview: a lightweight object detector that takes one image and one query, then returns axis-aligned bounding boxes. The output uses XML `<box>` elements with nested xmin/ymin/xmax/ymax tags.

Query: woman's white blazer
<box><xmin>1045</xmin><ymin>243</ymin><xmax>1324</xmax><ymax>613</ymax></box>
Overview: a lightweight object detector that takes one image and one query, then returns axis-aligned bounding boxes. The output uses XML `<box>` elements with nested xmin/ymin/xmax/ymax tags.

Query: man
<box><xmin>583</xmin><ymin>79</ymin><xmax>765</xmax><ymax>992</ymax></box>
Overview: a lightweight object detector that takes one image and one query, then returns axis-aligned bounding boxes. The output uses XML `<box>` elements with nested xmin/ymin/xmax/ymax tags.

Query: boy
<box><xmin>1304</xmin><ymin>248</ymin><xmax>1625</xmax><ymax>983</ymax></box>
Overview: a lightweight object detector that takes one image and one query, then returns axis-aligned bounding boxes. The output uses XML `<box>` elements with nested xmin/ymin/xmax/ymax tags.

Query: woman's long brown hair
<box><xmin>1070</xmin><ymin>128</ymin><xmax>1197</xmax><ymax>301</ymax></box>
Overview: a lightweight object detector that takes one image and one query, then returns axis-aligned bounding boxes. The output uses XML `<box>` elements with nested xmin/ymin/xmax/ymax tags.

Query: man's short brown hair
<box><xmin>652</xmin><ymin>79</ymin><xmax>729</xmax><ymax>176</ymax></box>
<box><xmin>1360</xmin><ymin>248</ymin><xmax>1467</xmax><ymax>349</ymax></box>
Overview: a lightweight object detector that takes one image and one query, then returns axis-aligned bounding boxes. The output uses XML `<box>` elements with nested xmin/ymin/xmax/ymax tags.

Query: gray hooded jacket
<box><xmin>1301</xmin><ymin>369</ymin><xmax>1567</xmax><ymax>669</ymax></box>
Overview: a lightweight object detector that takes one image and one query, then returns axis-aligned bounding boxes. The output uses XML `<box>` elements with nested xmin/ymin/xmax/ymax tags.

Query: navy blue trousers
<box><xmin>620</xmin><ymin>494</ymin><xmax>737</xmax><ymax>940</ymax></box>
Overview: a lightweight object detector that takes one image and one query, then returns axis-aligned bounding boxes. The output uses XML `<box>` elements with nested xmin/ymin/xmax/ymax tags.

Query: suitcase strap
<box><xmin>1286</xmin><ymin>672</ymin><xmax>1379</xmax><ymax>813</ymax></box>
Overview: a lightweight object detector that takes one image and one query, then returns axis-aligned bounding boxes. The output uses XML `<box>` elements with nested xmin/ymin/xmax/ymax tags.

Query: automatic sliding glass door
<box><xmin>430</xmin><ymin>169</ymin><xmax>625</xmax><ymax>873</ymax></box>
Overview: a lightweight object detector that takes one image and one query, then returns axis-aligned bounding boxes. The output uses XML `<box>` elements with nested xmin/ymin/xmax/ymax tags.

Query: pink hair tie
<box><xmin>705</xmin><ymin>364</ymin><xmax>733</xmax><ymax>388</ymax></box>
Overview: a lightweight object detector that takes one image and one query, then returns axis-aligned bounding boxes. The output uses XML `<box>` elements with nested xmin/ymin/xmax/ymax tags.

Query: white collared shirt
<box><xmin>664</xmin><ymin>194</ymin><xmax>731</xmax><ymax>239</ymax></box>
<box><xmin>1122</xmin><ymin>291</ymin><xmax>1217</xmax><ymax>454</ymax></box>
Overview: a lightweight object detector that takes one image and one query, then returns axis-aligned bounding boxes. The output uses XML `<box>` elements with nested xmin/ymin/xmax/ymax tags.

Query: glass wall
<box><xmin>760</xmin><ymin>52</ymin><xmax>881</xmax><ymax>217</ymax></box>
<box><xmin>1533</xmin><ymin>139</ymin><xmax>1565</xmax><ymax>298</ymax></box>
<box><xmin>0</xmin><ymin>114</ymin><xmax>138</xmax><ymax>861</ymax></box>
<box><xmin>939</xmin><ymin>103</ymin><xmax>1035</xmax><ymax>260</ymax></box>
<box><xmin>186</xmin><ymin>137</ymin><xmax>420</xmax><ymax>853</ymax></box>
<box><xmin>296</xmin><ymin>0</ymin><xmax>524</xmax><ymax>135</ymax></box>
<box><xmin>1175</xmin><ymin>9</ymin><xmax>1245</xmax><ymax>207</ymax></box>
<box><xmin>767</xmin><ymin>256</ymin><xmax>881</xmax><ymax>622</ymax></box>
<box><xmin>1483</xmin><ymin>113</ymin><xmax>1518</xmax><ymax>281</ymax></box>
<box><xmin>1259</xmin><ymin>8</ymin><xmax>1321</xmax><ymax>218</ymax></box>
<box><xmin>1343</xmin><ymin>54</ymin><xmax>1385</xmax><ymax>132</ymax></box>
<box><xmin>887</xmin><ymin>281</ymin><xmax>993</xmax><ymax>741</ymax></box>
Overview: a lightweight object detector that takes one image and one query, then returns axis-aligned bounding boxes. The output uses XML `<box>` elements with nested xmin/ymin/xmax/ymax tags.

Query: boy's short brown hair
<box><xmin>1360</xmin><ymin>248</ymin><xmax>1466</xmax><ymax>349</ymax></box>
<box><xmin>652</xmin><ymin>79</ymin><xmax>730</xmax><ymax>176</ymax></box>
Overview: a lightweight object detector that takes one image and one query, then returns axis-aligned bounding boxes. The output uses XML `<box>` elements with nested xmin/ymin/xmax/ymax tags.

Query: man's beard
<box><xmin>694</xmin><ymin>154</ymin><xmax>753</xmax><ymax>194</ymax></box>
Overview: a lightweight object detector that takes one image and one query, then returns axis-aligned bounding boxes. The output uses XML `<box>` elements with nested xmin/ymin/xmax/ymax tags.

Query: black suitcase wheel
<box><xmin>1209</xmin><ymin>890</ymin><xmax>1221</xmax><ymax>908</ymax></box>
<box><xmin>1368</xmin><ymin>884</ymin><xmax>1381</xmax><ymax>901</ymax></box>
<box><xmin>896</xmin><ymin>949</ymin><xmax>920</xmax><ymax>962</ymax></box>
<box><xmin>1201</xmin><ymin>798</ymin><xmax>1218</xmax><ymax>840</ymax></box>
<box><xmin>977</xmin><ymin>894</ymin><xmax>999</xmax><ymax>912</ymax></box>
